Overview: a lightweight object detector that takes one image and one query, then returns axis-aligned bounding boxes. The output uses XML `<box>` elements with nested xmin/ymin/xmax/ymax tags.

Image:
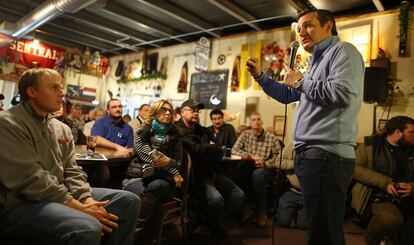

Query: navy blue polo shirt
<box><xmin>91</xmin><ymin>115</ymin><xmax>134</xmax><ymax>147</ymax></box>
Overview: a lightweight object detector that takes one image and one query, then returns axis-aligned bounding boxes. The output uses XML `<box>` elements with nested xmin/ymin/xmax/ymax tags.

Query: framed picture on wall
<box><xmin>273</xmin><ymin>115</ymin><xmax>286</xmax><ymax>136</ymax></box>
<box><xmin>245</xmin><ymin>97</ymin><xmax>259</xmax><ymax>123</ymax></box>
<box><xmin>377</xmin><ymin>119</ymin><xmax>388</xmax><ymax>134</ymax></box>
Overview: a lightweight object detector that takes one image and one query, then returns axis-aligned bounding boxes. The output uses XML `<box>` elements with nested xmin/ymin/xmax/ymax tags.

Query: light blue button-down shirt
<box><xmin>257</xmin><ymin>36</ymin><xmax>364</xmax><ymax>158</ymax></box>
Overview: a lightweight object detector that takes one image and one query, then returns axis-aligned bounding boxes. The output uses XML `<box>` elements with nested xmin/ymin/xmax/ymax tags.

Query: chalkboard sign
<box><xmin>189</xmin><ymin>70</ymin><xmax>229</xmax><ymax>109</ymax></box>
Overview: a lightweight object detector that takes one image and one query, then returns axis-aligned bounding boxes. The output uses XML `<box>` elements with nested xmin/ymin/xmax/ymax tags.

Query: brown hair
<box><xmin>145</xmin><ymin>99</ymin><xmax>173</xmax><ymax>125</ymax></box>
<box><xmin>249</xmin><ymin>112</ymin><xmax>261</xmax><ymax>119</ymax></box>
<box><xmin>297</xmin><ymin>9</ymin><xmax>338</xmax><ymax>36</ymax></box>
<box><xmin>106</xmin><ymin>99</ymin><xmax>121</xmax><ymax>109</ymax></box>
<box><xmin>18</xmin><ymin>68</ymin><xmax>58</xmax><ymax>101</ymax></box>
<box><xmin>139</xmin><ymin>103</ymin><xmax>150</xmax><ymax>111</ymax></box>
<box><xmin>385</xmin><ymin>116</ymin><xmax>414</xmax><ymax>135</ymax></box>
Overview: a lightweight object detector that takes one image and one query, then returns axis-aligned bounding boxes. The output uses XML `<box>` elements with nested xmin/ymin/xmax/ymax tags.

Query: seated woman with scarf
<box><xmin>123</xmin><ymin>99</ymin><xmax>184</xmax><ymax>244</ymax></box>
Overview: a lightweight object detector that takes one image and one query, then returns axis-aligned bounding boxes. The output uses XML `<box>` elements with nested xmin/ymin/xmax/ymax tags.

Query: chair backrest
<box><xmin>179</xmin><ymin>149</ymin><xmax>192</xmax><ymax>200</ymax></box>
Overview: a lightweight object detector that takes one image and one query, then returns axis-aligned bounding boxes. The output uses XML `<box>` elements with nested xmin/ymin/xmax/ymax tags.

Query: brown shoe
<box><xmin>257</xmin><ymin>213</ymin><xmax>267</xmax><ymax>227</ymax></box>
<box><xmin>240</xmin><ymin>208</ymin><xmax>254</xmax><ymax>224</ymax></box>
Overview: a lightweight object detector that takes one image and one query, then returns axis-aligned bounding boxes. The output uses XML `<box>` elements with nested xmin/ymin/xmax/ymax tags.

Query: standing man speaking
<box><xmin>246</xmin><ymin>10</ymin><xmax>364</xmax><ymax>245</ymax></box>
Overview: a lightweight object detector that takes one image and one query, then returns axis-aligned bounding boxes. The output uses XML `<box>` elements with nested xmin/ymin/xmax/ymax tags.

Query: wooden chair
<box><xmin>155</xmin><ymin>149</ymin><xmax>193</xmax><ymax>244</ymax></box>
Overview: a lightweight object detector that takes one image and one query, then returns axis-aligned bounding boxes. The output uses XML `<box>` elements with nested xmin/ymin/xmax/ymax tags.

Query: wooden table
<box><xmin>75</xmin><ymin>145</ymin><xmax>133</xmax><ymax>188</ymax></box>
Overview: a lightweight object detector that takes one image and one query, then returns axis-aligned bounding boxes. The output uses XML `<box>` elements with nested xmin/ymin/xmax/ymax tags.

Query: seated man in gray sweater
<box><xmin>0</xmin><ymin>68</ymin><xmax>140</xmax><ymax>245</ymax></box>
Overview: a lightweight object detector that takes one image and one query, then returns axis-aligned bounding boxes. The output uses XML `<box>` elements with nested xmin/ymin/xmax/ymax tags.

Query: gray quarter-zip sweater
<box><xmin>257</xmin><ymin>36</ymin><xmax>364</xmax><ymax>158</ymax></box>
<box><xmin>0</xmin><ymin>102</ymin><xmax>92</xmax><ymax>211</ymax></box>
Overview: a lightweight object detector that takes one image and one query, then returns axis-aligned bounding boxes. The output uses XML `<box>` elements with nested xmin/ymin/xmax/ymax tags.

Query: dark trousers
<box><xmin>295</xmin><ymin>147</ymin><xmax>354</xmax><ymax>245</ymax></box>
<box><xmin>366</xmin><ymin>198</ymin><xmax>414</xmax><ymax>245</ymax></box>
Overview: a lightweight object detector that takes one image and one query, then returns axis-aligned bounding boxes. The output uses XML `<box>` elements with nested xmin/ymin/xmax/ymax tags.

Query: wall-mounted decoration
<box><xmin>239</xmin><ymin>44</ymin><xmax>251</xmax><ymax>90</ymax></box>
<box><xmin>0</xmin><ymin>33</ymin><xmax>14</xmax><ymax>67</ymax></box>
<box><xmin>159</xmin><ymin>57</ymin><xmax>168</xmax><ymax>76</ymax></box>
<box><xmin>66</xmin><ymin>49</ymin><xmax>109</xmax><ymax>78</ymax></box>
<box><xmin>66</xmin><ymin>84</ymin><xmax>96</xmax><ymax>107</ymax></box>
<box><xmin>262</xmin><ymin>41</ymin><xmax>286</xmax><ymax>81</ymax></box>
<box><xmin>231</xmin><ymin>55</ymin><xmax>241</xmax><ymax>92</ymax></box>
<box><xmin>195</xmin><ymin>46</ymin><xmax>210</xmax><ymax>71</ymax></box>
<box><xmin>273</xmin><ymin>115</ymin><xmax>286</xmax><ymax>136</ymax></box>
<box><xmin>253</xmin><ymin>40</ymin><xmax>263</xmax><ymax>90</ymax></box>
<box><xmin>190</xmin><ymin>70</ymin><xmax>229</xmax><ymax>109</ymax></box>
<box><xmin>177</xmin><ymin>61</ymin><xmax>188</xmax><ymax>93</ymax></box>
<box><xmin>245</xmin><ymin>97</ymin><xmax>259</xmax><ymax>122</ymax></box>
<box><xmin>377</xmin><ymin>119</ymin><xmax>388</xmax><ymax>134</ymax></box>
<box><xmin>195</xmin><ymin>36</ymin><xmax>211</xmax><ymax>71</ymax></box>
<box><xmin>398</xmin><ymin>0</ymin><xmax>410</xmax><ymax>57</ymax></box>
<box><xmin>116</xmin><ymin>56</ymin><xmax>166</xmax><ymax>84</ymax></box>
<box><xmin>145</xmin><ymin>53</ymin><xmax>159</xmax><ymax>74</ymax></box>
<box><xmin>4</xmin><ymin>36</ymin><xmax>66</xmax><ymax>75</ymax></box>
<box><xmin>127</xmin><ymin>60</ymin><xmax>143</xmax><ymax>80</ymax></box>
<box><xmin>217</xmin><ymin>54</ymin><xmax>226</xmax><ymax>65</ymax></box>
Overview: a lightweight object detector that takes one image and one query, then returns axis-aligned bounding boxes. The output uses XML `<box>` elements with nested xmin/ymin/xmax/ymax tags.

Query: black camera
<box><xmin>372</xmin><ymin>192</ymin><xmax>401</xmax><ymax>205</ymax></box>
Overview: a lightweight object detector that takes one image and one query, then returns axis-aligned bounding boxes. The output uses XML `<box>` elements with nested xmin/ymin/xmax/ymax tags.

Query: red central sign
<box><xmin>0</xmin><ymin>33</ymin><xmax>65</xmax><ymax>70</ymax></box>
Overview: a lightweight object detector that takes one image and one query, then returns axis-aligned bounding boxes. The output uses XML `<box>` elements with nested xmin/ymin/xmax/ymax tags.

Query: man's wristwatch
<box><xmin>292</xmin><ymin>79</ymin><xmax>302</xmax><ymax>89</ymax></box>
<box><xmin>253</xmin><ymin>72</ymin><xmax>264</xmax><ymax>80</ymax></box>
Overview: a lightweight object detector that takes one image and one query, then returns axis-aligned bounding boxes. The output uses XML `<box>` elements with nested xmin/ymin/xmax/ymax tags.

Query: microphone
<box><xmin>289</xmin><ymin>41</ymin><xmax>300</xmax><ymax>69</ymax></box>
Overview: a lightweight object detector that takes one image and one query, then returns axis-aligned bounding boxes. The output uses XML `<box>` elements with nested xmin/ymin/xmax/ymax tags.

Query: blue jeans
<box><xmin>123</xmin><ymin>178</ymin><xmax>175</xmax><ymax>202</ymax></box>
<box><xmin>251</xmin><ymin>168</ymin><xmax>269</xmax><ymax>215</ymax></box>
<box><xmin>0</xmin><ymin>188</ymin><xmax>140</xmax><ymax>245</ymax></box>
<box><xmin>277</xmin><ymin>191</ymin><xmax>307</xmax><ymax>229</ymax></box>
<box><xmin>199</xmin><ymin>173</ymin><xmax>245</xmax><ymax>218</ymax></box>
<box><xmin>295</xmin><ymin>147</ymin><xmax>354</xmax><ymax>245</ymax></box>
<box><xmin>234</xmin><ymin>162</ymin><xmax>269</xmax><ymax>215</ymax></box>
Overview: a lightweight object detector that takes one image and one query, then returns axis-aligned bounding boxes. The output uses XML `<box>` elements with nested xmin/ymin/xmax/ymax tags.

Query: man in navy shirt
<box><xmin>92</xmin><ymin>99</ymin><xmax>134</xmax><ymax>155</ymax></box>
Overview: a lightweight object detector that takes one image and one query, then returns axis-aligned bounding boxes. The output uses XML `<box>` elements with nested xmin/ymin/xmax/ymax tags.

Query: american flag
<box><xmin>66</xmin><ymin>85</ymin><xmax>96</xmax><ymax>101</ymax></box>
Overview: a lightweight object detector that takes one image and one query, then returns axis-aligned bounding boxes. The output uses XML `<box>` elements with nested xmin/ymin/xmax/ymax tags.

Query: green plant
<box><xmin>398</xmin><ymin>0</ymin><xmax>410</xmax><ymax>43</ymax></box>
<box><xmin>116</xmin><ymin>72</ymin><xmax>167</xmax><ymax>84</ymax></box>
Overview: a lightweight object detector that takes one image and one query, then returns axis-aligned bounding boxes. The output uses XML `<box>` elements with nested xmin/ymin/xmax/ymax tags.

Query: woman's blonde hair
<box><xmin>144</xmin><ymin>99</ymin><xmax>174</xmax><ymax>125</ymax></box>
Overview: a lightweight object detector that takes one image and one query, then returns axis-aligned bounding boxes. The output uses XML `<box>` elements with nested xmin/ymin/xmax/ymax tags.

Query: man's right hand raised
<box><xmin>246</xmin><ymin>57</ymin><xmax>262</xmax><ymax>78</ymax></box>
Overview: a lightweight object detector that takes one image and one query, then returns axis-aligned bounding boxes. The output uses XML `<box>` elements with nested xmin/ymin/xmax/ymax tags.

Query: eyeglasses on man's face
<box><xmin>182</xmin><ymin>107</ymin><xmax>199</xmax><ymax>114</ymax></box>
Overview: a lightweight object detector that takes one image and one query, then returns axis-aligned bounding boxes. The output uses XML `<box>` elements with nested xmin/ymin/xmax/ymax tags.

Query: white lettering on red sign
<box><xmin>9</xmin><ymin>40</ymin><xmax>59</xmax><ymax>60</ymax></box>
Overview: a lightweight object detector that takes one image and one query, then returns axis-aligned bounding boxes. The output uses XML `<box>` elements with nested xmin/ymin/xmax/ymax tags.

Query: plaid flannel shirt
<box><xmin>231</xmin><ymin>129</ymin><xmax>282</xmax><ymax>168</ymax></box>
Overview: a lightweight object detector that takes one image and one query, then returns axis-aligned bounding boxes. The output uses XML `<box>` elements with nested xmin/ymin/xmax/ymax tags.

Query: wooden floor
<box><xmin>160</xmin><ymin>217</ymin><xmax>366</xmax><ymax>245</ymax></box>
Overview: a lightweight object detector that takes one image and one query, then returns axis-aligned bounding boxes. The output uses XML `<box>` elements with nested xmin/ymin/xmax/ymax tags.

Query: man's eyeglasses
<box><xmin>182</xmin><ymin>107</ymin><xmax>199</xmax><ymax>113</ymax></box>
<box><xmin>110</xmin><ymin>105</ymin><xmax>123</xmax><ymax>109</ymax></box>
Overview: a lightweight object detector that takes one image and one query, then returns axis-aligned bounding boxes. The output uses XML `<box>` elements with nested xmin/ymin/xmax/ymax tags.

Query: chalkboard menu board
<box><xmin>189</xmin><ymin>70</ymin><xmax>229</xmax><ymax>109</ymax></box>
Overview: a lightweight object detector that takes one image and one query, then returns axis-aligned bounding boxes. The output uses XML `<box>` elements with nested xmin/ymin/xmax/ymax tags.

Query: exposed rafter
<box><xmin>92</xmin><ymin>4</ymin><xmax>186</xmax><ymax>43</ymax></box>
<box><xmin>104</xmin><ymin>15</ymin><xmax>294</xmax><ymax>53</ymax></box>
<box><xmin>0</xmin><ymin>6</ymin><xmax>138</xmax><ymax>52</ymax></box>
<box><xmin>35</xmin><ymin>29</ymin><xmax>119</xmax><ymax>54</ymax></box>
<box><xmin>206</xmin><ymin>0</ymin><xmax>261</xmax><ymax>31</ymax></box>
<box><xmin>46</xmin><ymin>23</ymin><xmax>139</xmax><ymax>52</ymax></box>
<box><xmin>11</xmin><ymin>0</ymin><xmax>160</xmax><ymax>48</ymax></box>
<box><xmin>137</xmin><ymin>0</ymin><xmax>220</xmax><ymax>38</ymax></box>
<box><xmin>372</xmin><ymin>0</ymin><xmax>385</xmax><ymax>12</ymax></box>
<box><xmin>286</xmin><ymin>0</ymin><xmax>316</xmax><ymax>14</ymax></box>
<box><xmin>69</xmin><ymin>12</ymin><xmax>161</xmax><ymax>48</ymax></box>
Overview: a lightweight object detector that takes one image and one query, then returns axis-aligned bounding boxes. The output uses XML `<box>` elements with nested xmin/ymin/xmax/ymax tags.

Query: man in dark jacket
<box><xmin>352</xmin><ymin>116</ymin><xmax>414</xmax><ymax>245</ymax></box>
<box><xmin>207</xmin><ymin>108</ymin><xmax>237</xmax><ymax>149</ymax></box>
<box><xmin>177</xmin><ymin>100</ymin><xmax>245</xmax><ymax>239</ymax></box>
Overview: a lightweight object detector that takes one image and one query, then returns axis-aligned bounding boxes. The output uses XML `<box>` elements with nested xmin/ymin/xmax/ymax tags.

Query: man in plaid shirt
<box><xmin>232</xmin><ymin>112</ymin><xmax>282</xmax><ymax>227</ymax></box>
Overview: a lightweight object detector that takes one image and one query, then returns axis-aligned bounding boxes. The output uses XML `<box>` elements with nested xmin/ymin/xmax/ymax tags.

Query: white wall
<box><xmin>102</xmin><ymin>10</ymin><xmax>414</xmax><ymax>143</ymax></box>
